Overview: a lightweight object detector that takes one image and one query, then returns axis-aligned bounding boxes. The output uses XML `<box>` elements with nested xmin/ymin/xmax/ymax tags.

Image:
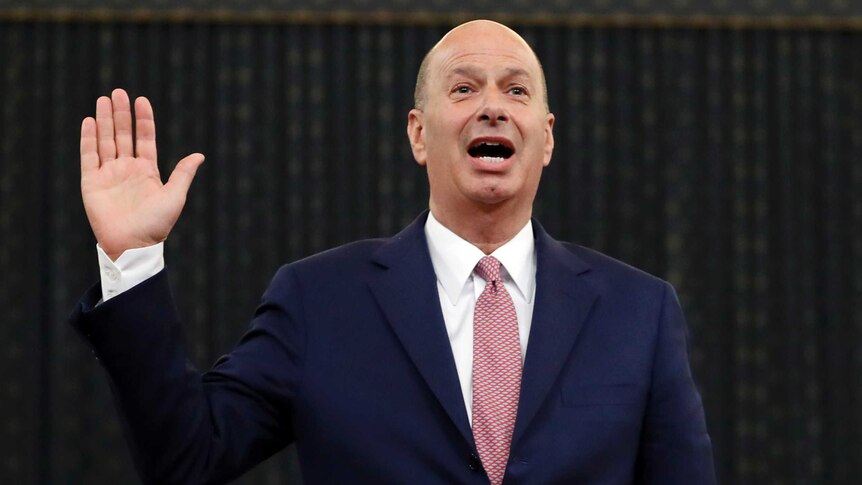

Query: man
<box><xmin>71</xmin><ymin>20</ymin><xmax>716</xmax><ymax>484</ymax></box>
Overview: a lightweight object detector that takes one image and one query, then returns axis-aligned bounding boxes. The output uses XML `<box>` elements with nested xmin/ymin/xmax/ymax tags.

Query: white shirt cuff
<box><xmin>97</xmin><ymin>242</ymin><xmax>165</xmax><ymax>302</ymax></box>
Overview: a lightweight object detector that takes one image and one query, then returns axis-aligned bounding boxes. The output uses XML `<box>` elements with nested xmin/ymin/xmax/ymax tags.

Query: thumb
<box><xmin>166</xmin><ymin>153</ymin><xmax>205</xmax><ymax>198</ymax></box>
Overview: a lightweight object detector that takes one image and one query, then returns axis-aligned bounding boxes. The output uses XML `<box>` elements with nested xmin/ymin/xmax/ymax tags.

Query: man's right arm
<box><xmin>74</xmin><ymin>88</ymin><xmax>304</xmax><ymax>483</ymax></box>
<box><xmin>71</xmin><ymin>261</ymin><xmax>303</xmax><ymax>484</ymax></box>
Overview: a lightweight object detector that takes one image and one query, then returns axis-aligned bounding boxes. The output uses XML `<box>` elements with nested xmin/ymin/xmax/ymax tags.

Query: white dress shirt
<box><xmin>424</xmin><ymin>212</ymin><xmax>536</xmax><ymax>423</ymax></box>
<box><xmin>97</xmin><ymin>212</ymin><xmax>537</xmax><ymax>424</ymax></box>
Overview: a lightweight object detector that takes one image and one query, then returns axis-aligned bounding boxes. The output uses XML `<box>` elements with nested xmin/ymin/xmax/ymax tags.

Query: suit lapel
<box><xmin>512</xmin><ymin>221</ymin><xmax>598</xmax><ymax>447</ymax></box>
<box><xmin>367</xmin><ymin>212</ymin><xmax>475</xmax><ymax>447</ymax></box>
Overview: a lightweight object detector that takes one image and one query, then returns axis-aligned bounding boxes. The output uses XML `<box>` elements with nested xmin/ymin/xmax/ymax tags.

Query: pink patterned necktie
<box><xmin>472</xmin><ymin>256</ymin><xmax>522</xmax><ymax>485</ymax></box>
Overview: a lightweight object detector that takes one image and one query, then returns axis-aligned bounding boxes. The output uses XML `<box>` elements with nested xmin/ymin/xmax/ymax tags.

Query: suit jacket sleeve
<box><xmin>636</xmin><ymin>281</ymin><xmax>716</xmax><ymax>484</ymax></box>
<box><xmin>68</xmin><ymin>266</ymin><xmax>303</xmax><ymax>485</ymax></box>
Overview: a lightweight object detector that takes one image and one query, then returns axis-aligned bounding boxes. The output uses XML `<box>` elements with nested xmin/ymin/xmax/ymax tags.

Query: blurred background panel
<box><xmin>2</xmin><ymin>0</ymin><xmax>862</xmax><ymax>17</ymax></box>
<box><xmin>1</xmin><ymin>1</ymin><xmax>860</xmax><ymax>484</ymax></box>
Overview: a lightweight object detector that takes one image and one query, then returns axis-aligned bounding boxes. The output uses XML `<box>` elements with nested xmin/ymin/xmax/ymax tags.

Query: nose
<box><xmin>476</xmin><ymin>91</ymin><xmax>509</xmax><ymax>125</ymax></box>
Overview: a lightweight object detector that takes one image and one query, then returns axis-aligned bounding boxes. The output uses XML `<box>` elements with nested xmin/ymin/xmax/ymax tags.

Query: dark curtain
<box><xmin>1</xmin><ymin>17</ymin><xmax>860</xmax><ymax>485</ymax></box>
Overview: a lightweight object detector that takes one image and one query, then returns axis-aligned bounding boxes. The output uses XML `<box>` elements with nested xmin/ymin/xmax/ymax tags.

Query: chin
<box><xmin>467</xmin><ymin>185</ymin><xmax>517</xmax><ymax>207</ymax></box>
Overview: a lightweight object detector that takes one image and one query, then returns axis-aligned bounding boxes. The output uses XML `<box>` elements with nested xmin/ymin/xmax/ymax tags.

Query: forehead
<box><xmin>430</xmin><ymin>30</ymin><xmax>541</xmax><ymax>83</ymax></box>
<box><xmin>440</xmin><ymin>52</ymin><xmax>536</xmax><ymax>81</ymax></box>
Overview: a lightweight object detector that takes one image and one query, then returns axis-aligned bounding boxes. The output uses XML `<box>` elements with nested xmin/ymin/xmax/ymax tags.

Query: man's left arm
<box><xmin>637</xmin><ymin>281</ymin><xmax>717</xmax><ymax>484</ymax></box>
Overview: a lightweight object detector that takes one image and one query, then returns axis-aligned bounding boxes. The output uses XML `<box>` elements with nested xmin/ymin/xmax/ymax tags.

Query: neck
<box><xmin>429</xmin><ymin>199</ymin><xmax>532</xmax><ymax>254</ymax></box>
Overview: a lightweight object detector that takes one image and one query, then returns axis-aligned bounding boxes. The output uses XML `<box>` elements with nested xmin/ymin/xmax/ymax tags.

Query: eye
<box><xmin>452</xmin><ymin>84</ymin><xmax>473</xmax><ymax>95</ymax></box>
<box><xmin>509</xmin><ymin>86</ymin><xmax>527</xmax><ymax>96</ymax></box>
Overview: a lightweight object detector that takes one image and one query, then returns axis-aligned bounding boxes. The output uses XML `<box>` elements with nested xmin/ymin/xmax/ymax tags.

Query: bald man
<box><xmin>71</xmin><ymin>20</ymin><xmax>716</xmax><ymax>484</ymax></box>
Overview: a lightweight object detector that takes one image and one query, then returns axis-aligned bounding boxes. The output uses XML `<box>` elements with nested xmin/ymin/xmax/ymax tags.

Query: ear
<box><xmin>407</xmin><ymin>109</ymin><xmax>427</xmax><ymax>166</ymax></box>
<box><xmin>542</xmin><ymin>112</ymin><xmax>555</xmax><ymax>167</ymax></box>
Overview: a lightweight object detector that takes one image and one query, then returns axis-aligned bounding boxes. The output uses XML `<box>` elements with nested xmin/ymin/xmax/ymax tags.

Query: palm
<box><xmin>83</xmin><ymin>154</ymin><xmax>177</xmax><ymax>256</ymax></box>
<box><xmin>80</xmin><ymin>89</ymin><xmax>203</xmax><ymax>260</ymax></box>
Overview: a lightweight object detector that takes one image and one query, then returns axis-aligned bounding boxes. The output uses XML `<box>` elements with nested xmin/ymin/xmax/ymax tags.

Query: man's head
<box><xmin>407</xmin><ymin>20</ymin><xmax>555</xmax><ymax>223</ymax></box>
<box><xmin>413</xmin><ymin>25</ymin><xmax>549</xmax><ymax>113</ymax></box>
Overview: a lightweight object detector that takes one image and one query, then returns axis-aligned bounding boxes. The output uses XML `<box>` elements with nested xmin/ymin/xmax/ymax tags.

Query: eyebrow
<box><xmin>502</xmin><ymin>67</ymin><xmax>532</xmax><ymax>80</ymax></box>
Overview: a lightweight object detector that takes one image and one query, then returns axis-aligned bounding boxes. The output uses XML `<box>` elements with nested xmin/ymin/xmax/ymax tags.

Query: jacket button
<box><xmin>468</xmin><ymin>452</ymin><xmax>483</xmax><ymax>472</ymax></box>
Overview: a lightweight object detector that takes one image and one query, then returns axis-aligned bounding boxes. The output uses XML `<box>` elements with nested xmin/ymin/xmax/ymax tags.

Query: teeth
<box><xmin>479</xmin><ymin>156</ymin><xmax>505</xmax><ymax>164</ymax></box>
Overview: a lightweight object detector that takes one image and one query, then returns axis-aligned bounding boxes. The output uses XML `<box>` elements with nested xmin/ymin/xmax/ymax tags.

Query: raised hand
<box><xmin>80</xmin><ymin>89</ymin><xmax>204</xmax><ymax>261</ymax></box>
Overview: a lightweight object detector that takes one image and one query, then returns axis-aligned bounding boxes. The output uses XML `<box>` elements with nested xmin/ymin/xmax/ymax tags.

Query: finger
<box><xmin>134</xmin><ymin>96</ymin><xmax>157</xmax><ymax>164</ymax></box>
<box><xmin>95</xmin><ymin>96</ymin><xmax>116</xmax><ymax>162</ymax></box>
<box><xmin>112</xmin><ymin>89</ymin><xmax>134</xmax><ymax>158</ymax></box>
<box><xmin>80</xmin><ymin>117</ymin><xmax>100</xmax><ymax>173</ymax></box>
<box><xmin>166</xmin><ymin>153</ymin><xmax>205</xmax><ymax>198</ymax></box>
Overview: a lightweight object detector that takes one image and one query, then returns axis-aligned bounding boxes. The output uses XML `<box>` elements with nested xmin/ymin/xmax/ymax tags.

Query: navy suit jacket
<box><xmin>70</xmin><ymin>212</ymin><xmax>715</xmax><ymax>484</ymax></box>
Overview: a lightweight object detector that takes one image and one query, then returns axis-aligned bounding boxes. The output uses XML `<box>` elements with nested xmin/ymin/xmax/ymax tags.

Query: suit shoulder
<box><xmin>559</xmin><ymin>241</ymin><xmax>669</xmax><ymax>291</ymax></box>
<box><xmin>553</xmin><ymin>242</ymin><xmax>679</xmax><ymax>322</ymax></box>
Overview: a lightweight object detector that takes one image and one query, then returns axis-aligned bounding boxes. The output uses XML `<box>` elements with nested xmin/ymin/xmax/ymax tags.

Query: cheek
<box><xmin>427</xmin><ymin>105</ymin><xmax>472</xmax><ymax>140</ymax></box>
<box><xmin>424</xmin><ymin>121</ymin><xmax>454</xmax><ymax>151</ymax></box>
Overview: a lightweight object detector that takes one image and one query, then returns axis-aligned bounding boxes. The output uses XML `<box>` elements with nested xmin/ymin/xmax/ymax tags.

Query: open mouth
<box><xmin>467</xmin><ymin>140</ymin><xmax>515</xmax><ymax>163</ymax></box>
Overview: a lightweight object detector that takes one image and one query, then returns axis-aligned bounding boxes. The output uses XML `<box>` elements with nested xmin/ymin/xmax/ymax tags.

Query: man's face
<box><xmin>408</xmin><ymin>21</ymin><xmax>555</xmax><ymax>215</ymax></box>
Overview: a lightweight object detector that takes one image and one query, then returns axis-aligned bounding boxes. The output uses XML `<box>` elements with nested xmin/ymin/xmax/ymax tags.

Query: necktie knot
<box><xmin>475</xmin><ymin>256</ymin><xmax>502</xmax><ymax>285</ymax></box>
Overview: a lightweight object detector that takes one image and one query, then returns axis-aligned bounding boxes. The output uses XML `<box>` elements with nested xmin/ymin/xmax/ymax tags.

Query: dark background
<box><xmin>1</xmin><ymin>1</ymin><xmax>860</xmax><ymax>483</ymax></box>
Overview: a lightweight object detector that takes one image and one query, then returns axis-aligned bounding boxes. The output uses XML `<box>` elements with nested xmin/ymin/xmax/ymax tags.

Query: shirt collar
<box><xmin>424</xmin><ymin>210</ymin><xmax>536</xmax><ymax>305</ymax></box>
